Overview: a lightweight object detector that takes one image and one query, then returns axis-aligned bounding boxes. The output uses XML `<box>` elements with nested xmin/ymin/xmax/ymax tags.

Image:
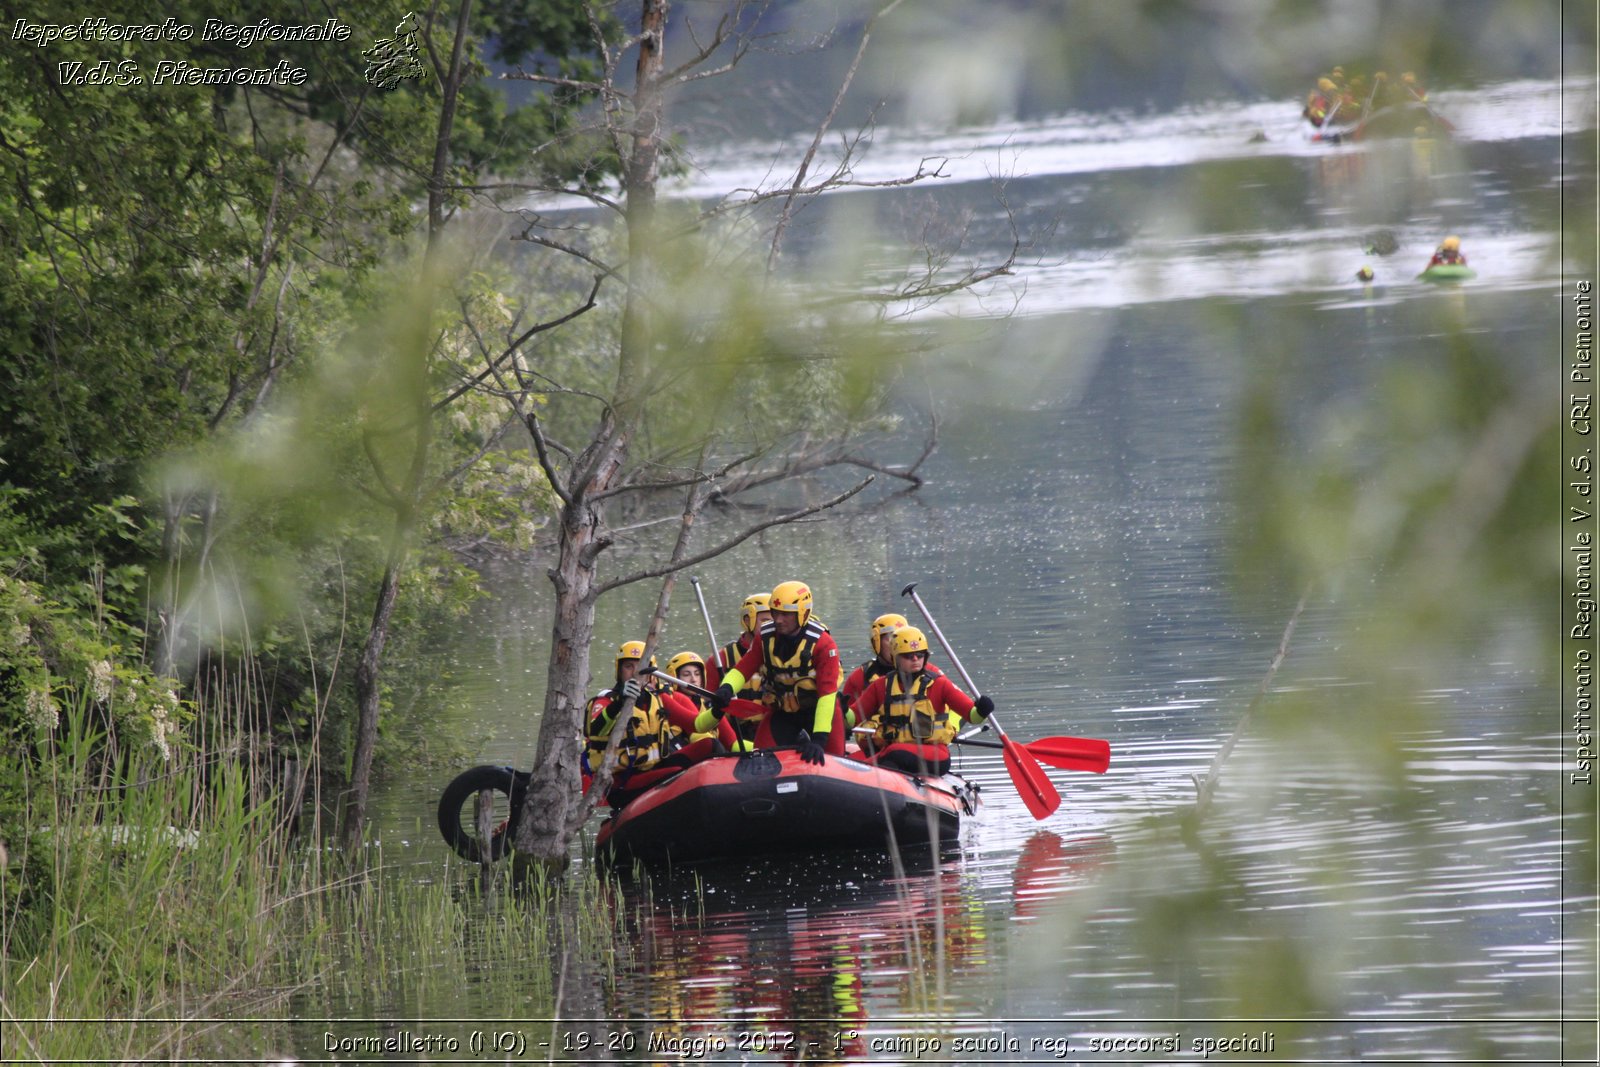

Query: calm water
<box><xmin>327</xmin><ymin>79</ymin><xmax>1592</xmax><ymax>1062</ymax></box>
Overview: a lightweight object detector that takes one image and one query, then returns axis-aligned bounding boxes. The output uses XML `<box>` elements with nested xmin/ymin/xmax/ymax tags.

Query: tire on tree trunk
<box><xmin>437</xmin><ymin>764</ymin><xmax>526</xmax><ymax>863</ymax></box>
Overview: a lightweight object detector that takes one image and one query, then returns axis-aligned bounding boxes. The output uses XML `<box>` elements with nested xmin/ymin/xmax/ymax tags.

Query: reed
<box><xmin>0</xmin><ymin>694</ymin><xmax>636</xmax><ymax>1062</ymax></box>
<box><xmin>0</xmin><ymin>698</ymin><xmax>304</xmax><ymax>1062</ymax></box>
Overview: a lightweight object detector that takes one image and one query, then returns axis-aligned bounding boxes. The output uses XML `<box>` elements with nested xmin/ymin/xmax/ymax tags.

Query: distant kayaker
<box><xmin>1427</xmin><ymin>235</ymin><xmax>1467</xmax><ymax>267</ymax></box>
<box><xmin>586</xmin><ymin>640</ymin><xmax>732</xmax><ymax>805</ymax></box>
<box><xmin>702</xmin><ymin>580</ymin><xmax>844</xmax><ymax>762</ymax></box>
<box><xmin>851</xmin><ymin>626</ymin><xmax>994</xmax><ymax>777</ymax></box>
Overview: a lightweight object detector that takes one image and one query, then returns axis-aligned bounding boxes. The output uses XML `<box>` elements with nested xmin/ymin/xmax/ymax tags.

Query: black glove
<box><xmin>618</xmin><ymin>678</ymin><xmax>644</xmax><ymax>707</ymax></box>
<box><xmin>796</xmin><ymin>730</ymin><xmax>825</xmax><ymax>765</ymax></box>
<box><xmin>974</xmin><ymin>694</ymin><xmax>995</xmax><ymax>719</ymax></box>
<box><xmin>709</xmin><ymin>683</ymin><xmax>735</xmax><ymax>717</ymax></box>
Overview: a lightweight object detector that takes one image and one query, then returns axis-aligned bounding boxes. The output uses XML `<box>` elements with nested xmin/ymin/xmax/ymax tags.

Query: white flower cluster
<box><xmin>148</xmin><ymin>684</ymin><xmax>182</xmax><ymax>761</ymax></box>
<box><xmin>89</xmin><ymin>659</ymin><xmax>114</xmax><ymax>703</ymax></box>
<box><xmin>25</xmin><ymin>687</ymin><xmax>59</xmax><ymax>731</ymax></box>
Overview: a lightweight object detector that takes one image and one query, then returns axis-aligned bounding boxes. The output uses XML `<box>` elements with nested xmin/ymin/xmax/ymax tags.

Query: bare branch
<box><xmin>510</xmin><ymin>225</ymin><xmax>622</xmax><ymax>278</ymax></box>
<box><xmin>597</xmin><ymin>476</ymin><xmax>874</xmax><ymax>594</ymax></box>
<box><xmin>433</xmin><ymin>274</ymin><xmax>604</xmax><ymax>412</ymax></box>
<box><xmin>524</xmin><ymin>409</ymin><xmax>574</xmax><ymax>507</ymax></box>
<box><xmin>768</xmin><ymin>0</ymin><xmax>907</xmax><ymax>271</ymax></box>
<box><xmin>431</xmin><ymin>414</ymin><xmax>522</xmax><ymax>493</ymax></box>
<box><xmin>498</xmin><ymin>70</ymin><xmax>608</xmax><ymax>93</ymax></box>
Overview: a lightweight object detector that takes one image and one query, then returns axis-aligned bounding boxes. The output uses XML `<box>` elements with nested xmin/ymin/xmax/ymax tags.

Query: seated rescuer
<box><xmin>1427</xmin><ymin>235</ymin><xmax>1467</xmax><ymax>267</ymax></box>
<box><xmin>841</xmin><ymin>612</ymin><xmax>946</xmax><ymax>718</ymax></box>
<box><xmin>709</xmin><ymin>593</ymin><xmax>770</xmax><ymax>741</ymax></box>
<box><xmin>699</xmin><ymin>580</ymin><xmax>843</xmax><ymax>764</ymax></box>
<box><xmin>852</xmin><ymin>627</ymin><xmax>994</xmax><ymax>776</ymax></box>
<box><xmin>586</xmin><ymin>641</ymin><xmax>735</xmax><ymax>805</ymax></box>
<box><xmin>668</xmin><ymin>651</ymin><xmax>752</xmax><ymax>752</ymax></box>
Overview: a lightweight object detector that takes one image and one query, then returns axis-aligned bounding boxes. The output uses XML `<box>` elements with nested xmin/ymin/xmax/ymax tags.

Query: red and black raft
<box><xmin>594</xmin><ymin>748</ymin><xmax>980</xmax><ymax>864</ymax></box>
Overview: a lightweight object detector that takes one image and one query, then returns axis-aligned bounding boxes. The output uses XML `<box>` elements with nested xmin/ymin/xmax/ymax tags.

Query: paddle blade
<box><xmin>1001</xmin><ymin>735</ymin><xmax>1060</xmax><ymax>820</ymax></box>
<box><xmin>726</xmin><ymin>698</ymin><xmax>768</xmax><ymax>720</ymax></box>
<box><xmin>1024</xmin><ymin>736</ymin><xmax>1111</xmax><ymax>775</ymax></box>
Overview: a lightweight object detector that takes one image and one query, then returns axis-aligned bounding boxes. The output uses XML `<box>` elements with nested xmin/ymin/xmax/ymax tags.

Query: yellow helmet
<box><xmin>769</xmin><ymin>580</ymin><xmax>813</xmax><ymax>625</ymax></box>
<box><xmin>1440</xmin><ymin>235</ymin><xmax>1460</xmax><ymax>252</ymax></box>
<box><xmin>667</xmin><ymin>650</ymin><xmax>704</xmax><ymax>677</ymax></box>
<box><xmin>870</xmin><ymin>613</ymin><xmax>908</xmax><ymax>656</ymax></box>
<box><xmin>615</xmin><ymin>640</ymin><xmax>656</xmax><ymax>674</ymax></box>
<box><xmin>892</xmin><ymin>626</ymin><xmax>930</xmax><ymax>658</ymax></box>
<box><xmin>1317</xmin><ymin>77</ymin><xmax>1336</xmax><ymax>92</ymax></box>
<box><xmin>740</xmin><ymin>593</ymin><xmax>771</xmax><ymax>634</ymax></box>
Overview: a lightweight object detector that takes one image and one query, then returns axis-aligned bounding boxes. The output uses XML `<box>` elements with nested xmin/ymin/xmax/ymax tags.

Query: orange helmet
<box><xmin>769</xmin><ymin>580</ymin><xmax>813</xmax><ymax>625</ymax></box>
<box><xmin>870</xmin><ymin>613</ymin><xmax>908</xmax><ymax>656</ymax></box>
<box><xmin>892</xmin><ymin>627</ymin><xmax>930</xmax><ymax>658</ymax></box>
<box><xmin>740</xmin><ymin>593</ymin><xmax>771</xmax><ymax>634</ymax></box>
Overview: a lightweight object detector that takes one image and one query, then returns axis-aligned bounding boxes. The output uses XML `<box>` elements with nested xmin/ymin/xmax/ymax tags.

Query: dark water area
<box><xmin>329</xmin><ymin>75</ymin><xmax>1595</xmax><ymax>1063</ymax></box>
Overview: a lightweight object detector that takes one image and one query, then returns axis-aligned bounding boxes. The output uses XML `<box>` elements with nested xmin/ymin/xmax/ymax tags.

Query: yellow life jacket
<box><xmin>874</xmin><ymin>671</ymin><xmax>958</xmax><ymax>746</ymax></box>
<box><xmin>760</xmin><ymin>619</ymin><xmax>827</xmax><ymax>715</ymax></box>
<box><xmin>586</xmin><ymin>691</ymin><xmax>678</xmax><ymax>772</ymax></box>
<box><xmin>718</xmin><ymin>638</ymin><xmax>764</xmax><ymax>695</ymax></box>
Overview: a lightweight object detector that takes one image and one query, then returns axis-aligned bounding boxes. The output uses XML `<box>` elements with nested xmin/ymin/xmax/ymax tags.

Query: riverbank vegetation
<box><xmin>0</xmin><ymin>701</ymin><xmax>634</xmax><ymax>1061</ymax></box>
<box><xmin>2</xmin><ymin>0</ymin><xmax>622</xmax><ymax>1054</ymax></box>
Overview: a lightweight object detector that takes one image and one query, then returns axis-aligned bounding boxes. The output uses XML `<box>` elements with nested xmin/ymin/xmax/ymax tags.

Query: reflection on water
<box><xmin>586</xmin><ymin>840</ymin><xmax>1115</xmax><ymax>1063</ymax></box>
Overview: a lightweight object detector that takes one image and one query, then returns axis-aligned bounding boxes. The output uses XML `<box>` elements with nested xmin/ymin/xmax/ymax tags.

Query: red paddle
<box><xmin>954</xmin><ymin>734</ymin><xmax>1111</xmax><ymax>775</ymax></box>
<box><xmin>902</xmin><ymin>583</ymin><xmax>1060</xmax><ymax>820</ymax></box>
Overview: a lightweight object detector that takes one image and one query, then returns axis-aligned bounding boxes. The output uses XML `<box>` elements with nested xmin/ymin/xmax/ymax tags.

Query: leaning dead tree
<box><xmin>467</xmin><ymin>0</ymin><xmax>1023</xmax><ymax>870</ymax></box>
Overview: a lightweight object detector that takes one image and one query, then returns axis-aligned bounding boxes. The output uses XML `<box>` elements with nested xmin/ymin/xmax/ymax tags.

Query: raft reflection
<box><xmin>599</xmin><ymin>833</ymin><xmax>1115</xmax><ymax>1063</ymax></box>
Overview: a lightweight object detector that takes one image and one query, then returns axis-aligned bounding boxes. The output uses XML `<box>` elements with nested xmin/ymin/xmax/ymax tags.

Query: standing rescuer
<box><xmin>700</xmin><ymin>580</ymin><xmax>843</xmax><ymax>763</ymax></box>
<box><xmin>853</xmin><ymin>626</ymin><xmax>994</xmax><ymax>776</ymax></box>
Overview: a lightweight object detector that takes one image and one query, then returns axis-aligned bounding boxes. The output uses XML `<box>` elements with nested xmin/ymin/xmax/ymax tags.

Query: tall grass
<box><xmin>0</xmin><ymin>699</ymin><xmax>302</xmax><ymax>1062</ymax></box>
<box><xmin>0</xmin><ymin>698</ymin><xmax>635</xmax><ymax>1063</ymax></box>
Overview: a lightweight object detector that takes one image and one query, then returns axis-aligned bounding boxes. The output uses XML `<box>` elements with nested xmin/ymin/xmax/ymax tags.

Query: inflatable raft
<box><xmin>595</xmin><ymin>748</ymin><xmax>980</xmax><ymax>864</ymax></box>
<box><xmin>1308</xmin><ymin>101</ymin><xmax>1453</xmax><ymax>145</ymax></box>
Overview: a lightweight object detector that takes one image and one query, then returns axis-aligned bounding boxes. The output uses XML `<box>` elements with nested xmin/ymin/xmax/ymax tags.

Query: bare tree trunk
<box><xmin>513</xmin><ymin>0</ymin><xmax>670</xmax><ymax>870</ymax></box>
<box><xmin>513</xmin><ymin>446</ymin><xmax>620</xmax><ymax>868</ymax></box>
<box><xmin>346</xmin><ymin>548</ymin><xmax>406</xmax><ymax>841</ymax></box>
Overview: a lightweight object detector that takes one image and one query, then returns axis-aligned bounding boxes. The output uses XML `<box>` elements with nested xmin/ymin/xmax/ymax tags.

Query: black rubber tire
<box><xmin>437</xmin><ymin>765</ymin><xmax>519</xmax><ymax>863</ymax></box>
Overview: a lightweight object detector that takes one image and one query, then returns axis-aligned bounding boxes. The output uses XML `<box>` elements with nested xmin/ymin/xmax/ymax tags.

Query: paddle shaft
<box><xmin>900</xmin><ymin>584</ymin><xmax>1008</xmax><ymax>736</ymax></box>
<box><xmin>689</xmin><ymin>577</ymin><xmax>721</xmax><ymax>661</ymax></box>
<box><xmin>901</xmin><ymin>582</ymin><xmax>1063</xmax><ymax>818</ymax></box>
<box><xmin>646</xmin><ymin>667</ymin><xmax>717</xmax><ymax>702</ymax></box>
